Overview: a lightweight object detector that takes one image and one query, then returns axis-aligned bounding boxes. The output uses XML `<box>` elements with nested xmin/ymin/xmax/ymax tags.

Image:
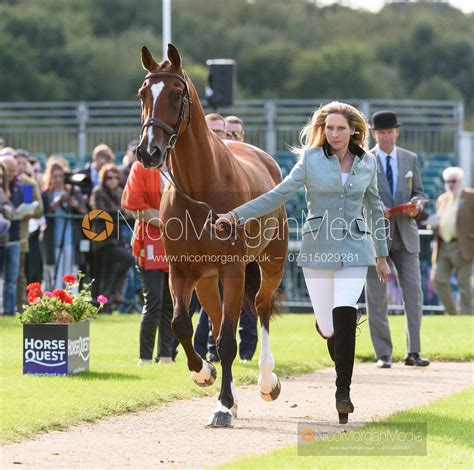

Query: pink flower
<box><xmin>44</xmin><ymin>291</ymin><xmax>53</xmax><ymax>297</ymax></box>
<box><xmin>97</xmin><ymin>295</ymin><xmax>108</xmax><ymax>305</ymax></box>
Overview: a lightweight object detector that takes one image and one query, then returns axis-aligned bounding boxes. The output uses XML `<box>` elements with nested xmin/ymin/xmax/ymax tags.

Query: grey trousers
<box><xmin>366</xmin><ymin>229</ymin><xmax>423</xmax><ymax>357</ymax></box>
<box><xmin>432</xmin><ymin>240</ymin><xmax>473</xmax><ymax>315</ymax></box>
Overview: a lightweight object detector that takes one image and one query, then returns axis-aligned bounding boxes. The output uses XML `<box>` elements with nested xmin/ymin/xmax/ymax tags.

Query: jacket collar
<box><xmin>323</xmin><ymin>141</ymin><xmax>365</xmax><ymax>160</ymax></box>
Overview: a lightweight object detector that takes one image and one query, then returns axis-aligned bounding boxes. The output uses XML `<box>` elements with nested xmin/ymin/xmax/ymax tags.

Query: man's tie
<box><xmin>386</xmin><ymin>155</ymin><xmax>393</xmax><ymax>197</ymax></box>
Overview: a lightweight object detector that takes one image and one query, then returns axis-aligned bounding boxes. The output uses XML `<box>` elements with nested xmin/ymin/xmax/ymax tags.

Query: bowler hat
<box><xmin>370</xmin><ymin>110</ymin><xmax>401</xmax><ymax>130</ymax></box>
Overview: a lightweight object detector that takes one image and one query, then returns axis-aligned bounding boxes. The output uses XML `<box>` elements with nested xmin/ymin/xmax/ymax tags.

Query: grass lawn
<box><xmin>1</xmin><ymin>313</ymin><xmax>473</xmax><ymax>444</ymax></box>
<box><xmin>219</xmin><ymin>386</ymin><xmax>474</xmax><ymax>469</ymax></box>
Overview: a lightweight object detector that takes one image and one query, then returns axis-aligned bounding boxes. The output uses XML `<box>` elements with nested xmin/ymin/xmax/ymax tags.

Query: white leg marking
<box><xmin>190</xmin><ymin>361</ymin><xmax>211</xmax><ymax>383</ymax></box>
<box><xmin>147</xmin><ymin>82</ymin><xmax>164</xmax><ymax>154</ymax></box>
<box><xmin>230</xmin><ymin>381</ymin><xmax>239</xmax><ymax>418</ymax></box>
<box><xmin>258</xmin><ymin>326</ymin><xmax>277</xmax><ymax>394</ymax></box>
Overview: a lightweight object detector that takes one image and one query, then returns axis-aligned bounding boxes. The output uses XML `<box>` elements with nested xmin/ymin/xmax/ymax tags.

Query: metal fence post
<box><xmin>77</xmin><ymin>101</ymin><xmax>88</xmax><ymax>164</ymax></box>
<box><xmin>360</xmin><ymin>100</ymin><xmax>370</xmax><ymax>122</ymax></box>
<box><xmin>455</xmin><ymin>101</ymin><xmax>464</xmax><ymax>162</ymax></box>
<box><xmin>264</xmin><ymin>100</ymin><xmax>276</xmax><ymax>156</ymax></box>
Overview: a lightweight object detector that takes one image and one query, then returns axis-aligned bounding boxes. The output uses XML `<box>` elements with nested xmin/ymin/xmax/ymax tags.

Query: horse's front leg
<box><xmin>207</xmin><ymin>264</ymin><xmax>243</xmax><ymax>427</ymax></box>
<box><xmin>169</xmin><ymin>265</ymin><xmax>216</xmax><ymax>387</ymax></box>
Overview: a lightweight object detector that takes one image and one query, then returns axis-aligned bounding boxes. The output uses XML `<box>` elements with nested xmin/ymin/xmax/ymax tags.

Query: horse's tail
<box><xmin>243</xmin><ymin>261</ymin><xmax>282</xmax><ymax>329</ymax></box>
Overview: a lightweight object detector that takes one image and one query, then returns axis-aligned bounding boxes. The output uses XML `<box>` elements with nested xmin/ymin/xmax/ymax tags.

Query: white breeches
<box><xmin>302</xmin><ymin>266</ymin><xmax>368</xmax><ymax>338</ymax></box>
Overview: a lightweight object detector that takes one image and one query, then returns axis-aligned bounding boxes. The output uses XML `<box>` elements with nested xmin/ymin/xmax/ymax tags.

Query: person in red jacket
<box><xmin>122</xmin><ymin>160</ymin><xmax>176</xmax><ymax>364</ymax></box>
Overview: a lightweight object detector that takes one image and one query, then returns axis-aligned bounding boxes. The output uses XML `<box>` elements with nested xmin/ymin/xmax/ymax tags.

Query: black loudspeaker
<box><xmin>205</xmin><ymin>59</ymin><xmax>236</xmax><ymax>106</ymax></box>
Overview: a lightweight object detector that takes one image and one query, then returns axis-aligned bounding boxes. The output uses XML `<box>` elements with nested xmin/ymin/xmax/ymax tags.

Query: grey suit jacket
<box><xmin>234</xmin><ymin>146</ymin><xmax>389</xmax><ymax>269</ymax></box>
<box><xmin>371</xmin><ymin>145</ymin><xmax>424</xmax><ymax>254</ymax></box>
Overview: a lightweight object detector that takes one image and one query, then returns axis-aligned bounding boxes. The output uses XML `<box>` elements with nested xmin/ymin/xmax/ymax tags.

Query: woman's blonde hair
<box><xmin>42</xmin><ymin>155</ymin><xmax>69</xmax><ymax>190</ymax></box>
<box><xmin>297</xmin><ymin>101</ymin><xmax>368</xmax><ymax>154</ymax></box>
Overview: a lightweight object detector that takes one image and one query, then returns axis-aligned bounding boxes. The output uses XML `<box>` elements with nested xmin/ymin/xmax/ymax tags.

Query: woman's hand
<box><xmin>376</xmin><ymin>257</ymin><xmax>391</xmax><ymax>283</ymax></box>
<box><xmin>213</xmin><ymin>211</ymin><xmax>237</xmax><ymax>232</ymax></box>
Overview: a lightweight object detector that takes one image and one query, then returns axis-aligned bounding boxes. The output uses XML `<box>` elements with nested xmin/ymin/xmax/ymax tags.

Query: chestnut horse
<box><xmin>136</xmin><ymin>44</ymin><xmax>288</xmax><ymax>427</ymax></box>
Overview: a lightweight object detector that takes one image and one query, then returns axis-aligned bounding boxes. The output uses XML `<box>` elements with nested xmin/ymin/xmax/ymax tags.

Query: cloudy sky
<box><xmin>316</xmin><ymin>0</ymin><xmax>473</xmax><ymax>13</ymax></box>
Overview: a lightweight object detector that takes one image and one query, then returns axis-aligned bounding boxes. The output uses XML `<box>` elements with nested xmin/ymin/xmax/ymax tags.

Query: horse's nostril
<box><xmin>150</xmin><ymin>145</ymin><xmax>162</xmax><ymax>160</ymax></box>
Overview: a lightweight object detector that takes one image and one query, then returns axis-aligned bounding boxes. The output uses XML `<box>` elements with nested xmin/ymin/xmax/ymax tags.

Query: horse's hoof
<box><xmin>206</xmin><ymin>411</ymin><xmax>233</xmax><ymax>428</ymax></box>
<box><xmin>231</xmin><ymin>403</ymin><xmax>238</xmax><ymax>419</ymax></box>
<box><xmin>260</xmin><ymin>377</ymin><xmax>281</xmax><ymax>402</ymax></box>
<box><xmin>191</xmin><ymin>361</ymin><xmax>217</xmax><ymax>387</ymax></box>
<box><xmin>338</xmin><ymin>412</ymin><xmax>349</xmax><ymax>424</ymax></box>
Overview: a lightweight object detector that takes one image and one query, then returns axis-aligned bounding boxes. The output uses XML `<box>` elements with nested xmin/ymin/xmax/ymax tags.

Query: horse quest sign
<box><xmin>23</xmin><ymin>321</ymin><xmax>90</xmax><ymax>375</ymax></box>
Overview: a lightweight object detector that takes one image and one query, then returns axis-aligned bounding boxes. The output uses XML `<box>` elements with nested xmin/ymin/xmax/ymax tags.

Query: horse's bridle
<box><xmin>139</xmin><ymin>71</ymin><xmax>245</xmax><ymax>249</ymax></box>
<box><xmin>140</xmin><ymin>71</ymin><xmax>192</xmax><ymax>157</ymax></box>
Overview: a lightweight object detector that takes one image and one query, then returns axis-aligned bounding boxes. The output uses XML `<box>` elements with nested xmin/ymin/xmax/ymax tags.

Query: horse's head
<box><xmin>136</xmin><ymin>44</ymin><xmax>191</xmax><ymax>169</ymax></box>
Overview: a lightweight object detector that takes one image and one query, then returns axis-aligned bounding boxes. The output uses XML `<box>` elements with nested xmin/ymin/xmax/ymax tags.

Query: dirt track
<box><xmin>2</xmin><ymin>362</ymin><xmax>472</xmax><ymax>469</ymax></box>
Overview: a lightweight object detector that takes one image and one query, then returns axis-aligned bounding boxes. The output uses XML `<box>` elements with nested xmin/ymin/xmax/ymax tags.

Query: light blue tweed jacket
<box><xmin>234</xmin><ymin>146</ymin><xmax>389</xmax><ymax>269</ymax></box>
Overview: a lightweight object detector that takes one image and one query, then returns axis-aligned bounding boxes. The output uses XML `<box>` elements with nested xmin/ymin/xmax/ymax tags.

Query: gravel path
<box><xmin>2</xmin><ymin>362</ymin><xmax>472</xmax><ymax>469</ymax></box>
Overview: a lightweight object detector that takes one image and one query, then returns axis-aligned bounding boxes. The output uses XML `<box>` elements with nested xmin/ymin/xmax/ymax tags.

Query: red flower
<box><xmin>62</xmin><ymin>274</ymin><xmax>77</xmax><ymax>284</ymax></box>
<box><xmin>28</xmin><ymin>292</ymin><xmax>41</xmax><ymax>303</ymax></box>
<box><xmin>26</xmin><ymin>282</ymin><xmax>43</xmax><ymax>303</ymax></box>
<box><xmin>52</xmin><ymin>289</ymin><xmax>73</xmax><ymax>304</ymax></box>
<box><xmin>26</xmin><ymin>282</ymin><xmax>42</xmax><ymax>292</ymax></box>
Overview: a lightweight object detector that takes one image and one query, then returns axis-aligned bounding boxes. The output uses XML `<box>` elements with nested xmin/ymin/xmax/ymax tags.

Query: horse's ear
<box><xmin>141</xmin><ymin>46</ymin><xmax>158</xmax><ymax>72</ymax></box>
<box><xmin>167</xmin><ymin>43</ymin><xmax>181</xmax><ymax>70</ymax></box>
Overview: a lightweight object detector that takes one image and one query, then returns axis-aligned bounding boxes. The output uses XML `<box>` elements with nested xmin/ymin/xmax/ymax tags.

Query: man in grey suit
<box><xmin>366</xmin><ymin>110</ymin><xmax>430</xmax><ymax>368</ymax></box>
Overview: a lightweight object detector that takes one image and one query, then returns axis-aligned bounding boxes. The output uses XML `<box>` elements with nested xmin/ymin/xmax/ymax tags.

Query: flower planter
<box><xmin>23</xmin><ymin>320</ymin><xmax>90</xmax><ymax>375</ymax></box>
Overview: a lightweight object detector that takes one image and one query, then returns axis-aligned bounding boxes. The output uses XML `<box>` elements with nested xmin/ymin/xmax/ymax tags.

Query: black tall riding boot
<box><xmin>315</xmin><ymin>321</ymin><xmax>335</xmax><ymax>361</ymax></box>
<box><xmin>333</xmin><ymin>306</ymin><xmax>357</xmax><ymax>424</ymax></box>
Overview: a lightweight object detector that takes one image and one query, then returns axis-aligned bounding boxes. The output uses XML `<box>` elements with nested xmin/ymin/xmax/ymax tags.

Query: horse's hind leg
<box><xmin>256</xmin><ymin>252</ymin><xmax>286</xmax><ymax>402</ymax></box>
<box><xmin>169</xmin><ymin>265</ymin><xmax>216</xmax><ymax>387</ymax></box>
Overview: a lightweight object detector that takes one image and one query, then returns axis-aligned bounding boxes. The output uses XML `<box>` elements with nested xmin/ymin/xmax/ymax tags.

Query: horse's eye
<box><xmin>171</xmin><ymin>93</ymin><xmax>181</xmax><ymax>103</ymax></box>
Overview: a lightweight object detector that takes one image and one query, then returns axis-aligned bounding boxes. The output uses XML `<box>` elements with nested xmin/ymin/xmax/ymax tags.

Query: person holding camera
<box><xmin>90</xmin><ymin>163</ymin><xmax>134</xmax><ymax>304</ymax></box>
<box><xmin>40</xmin><ymin>156</ymin><xmax>86</xmax><ymax>290</ymax></box>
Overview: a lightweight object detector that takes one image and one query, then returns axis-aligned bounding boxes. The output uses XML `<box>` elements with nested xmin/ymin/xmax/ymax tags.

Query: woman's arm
<box><xmin>217</xmin><ymin>152</ymin><xmax>306</xmax><ymax>229</ymax></box>
<box><xmin>363</xmin><ymin>164</ymin><xmax>389</xmax><ymax>258</ymax></box>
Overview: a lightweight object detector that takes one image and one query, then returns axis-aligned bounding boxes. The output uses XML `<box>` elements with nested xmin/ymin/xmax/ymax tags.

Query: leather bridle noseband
<box><xmin>140</xmin><ymin>71</ymin><xmax>192</xmax><ymax>157</ymax></box>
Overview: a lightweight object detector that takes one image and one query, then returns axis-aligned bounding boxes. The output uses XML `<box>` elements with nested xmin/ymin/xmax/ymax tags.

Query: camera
<box><xmin>64</xmin><ymin>171</ymin><xmax>90</xmax><ymax>188</ymax></box>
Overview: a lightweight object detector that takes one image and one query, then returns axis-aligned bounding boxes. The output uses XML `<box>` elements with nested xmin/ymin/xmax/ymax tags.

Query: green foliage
<box><xmin>0</xmin><ymin>0</ymin><xmax>472</xmax><ymax>113</ymax></box>
<box><xmin>18</xmin><ymin>273</ymin><xmax>104</xmax><ymax>324</ymax></box>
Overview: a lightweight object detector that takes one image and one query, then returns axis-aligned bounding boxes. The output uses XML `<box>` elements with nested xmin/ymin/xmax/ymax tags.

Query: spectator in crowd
<box><xmin>0</xmin><ymin>161</ymin><xmax>14</xmax><ymax>294</ymax></box>
<box><xmin>224</xmin><ymin>115</ymin><xmax>259</xmax><ymax>361</ymax></box>
<box><xmin>431</xmin><ymin>167</ymin><xmax>473</xmax><ymax>315</ymax></box>
<box><xmin>122</xmin><ymin>159</ymin><xmax>176</xmax><ymax>364</ymax></box>
<box><xmin>0</xmin><ymin>152</ymin><xmax>24</xmax><ymax>315</ymax></box>
<box><xmin>14</xmin><ymin>148</ymin><xmax>44</xmax><ymax>310</ymax></box>
<box><xmin>0</xmin><ymin>136</ymin><xmax>4</xmax><ymax>150</ymax></box>
<box><xmin>24</xmin><ymin>155</ymin><xmax>46</xmax><ymax>284</ymax></box>
<box><xmin>366</xmin><ymin>110</ymin><xmax>429</xmax><ymax>368</ymax></box>
<box><xmin>90</xmin><ymin>163</ymin><xmax>134</xmax><ymax>304</ymax></box>
<box><xmin>41</xmin><ymin>157</ymin><xmax>86</xmax><ymax>291</ymax></box>
<box><xmin>119</xmin><ymin>139</ymin><xmax>139</xmax><ymax>187</ymax></box>
<box><xmin>118</xmin><ymin>140</ymin><xmax>142</xmax><ymax>310</ymax></box>
<box><xmin>224</xmin><ymin>115</ymin><xmax>245</xmax><ymax>142</ymax></box>
<box><xmin>205</xmin><ymin>113</ymin><xmax>227</xmax><ymax>139</ymax></box>
<box><xmin>75</xmin><ymin>143</ymin><xmax>115</xmax><ymax>206</ymax></box>
<box><xmin>214</xmin><ymin>101</ymin><xmax>390</xmax><ymax>424</ymax></box>
<box><xmin>192</xmin><ymin>114</ymin><xmax>229</xmax><ymax>359</ymax></box>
